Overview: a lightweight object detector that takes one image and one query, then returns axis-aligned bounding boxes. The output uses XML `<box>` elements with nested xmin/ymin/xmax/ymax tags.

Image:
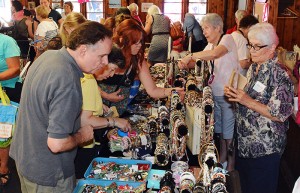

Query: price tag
<box><xmin>0</xmin><ymin>123</ymin><xmax>13</xmax><ymax>138</ymax></box>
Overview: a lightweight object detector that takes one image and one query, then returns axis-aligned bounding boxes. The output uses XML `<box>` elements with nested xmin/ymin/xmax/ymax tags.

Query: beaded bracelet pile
<box><xmin>170</xmin><ymin>90</ymin><xmax>181</xmax><ymax>111</ymax></box>
<box><xmin>179</xmin><ymin>172</ymin><xmax>196</xmax><ymax>193</ymax></box>
<box><xmin>87</xmin><ymin>161</ymin><xmax>150</xmax><ymax>182</ymax></box>
<box><xmin>160</xmin><ymin>171</ymin><xmax>175</xmax><ymax>193</ymax></box>
<box><xmin>201</xmin><ymin>86</ymin><xmax>215</xmax><ymax>144</ymax></box>
<box><xmin>171</xmin><ymin>161</ymin><xmax>189</xmax><ymax>187</ymax></box>
<box><xmin>78</xmin><ymin>182</ymin><xmax>146</xmax><ymax>193</ymax></box>
<box><xmin>154</xmin><ymin>133</ymin><xmax>169</xmax><ymax>166</ymax></box>
<box><xmin>185</xmin><ymin>75</ymin><xmax>197</xmax><ymax>91</ymax></box>
<box><xmin>147</xmin><ymin>116</ymin><xmax>158</xmax><ymax>142</ymax></box>
<box><xmin>169</xmin><ymin>106</ymin><xmax>188</xmax><ymax>161</ymax></box>
<box><xmin>198</xmin><ymin>143</ymin><xmax>219</xmax><ymax>187</ymax></box>
<box><xmin>210</xmin><ymin>167</ymin><xmax>228</xmax><ymax>193</ymax></box>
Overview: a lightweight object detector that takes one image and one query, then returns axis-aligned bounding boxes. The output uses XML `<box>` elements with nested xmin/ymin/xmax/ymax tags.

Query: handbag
<box><xmin>170</xmin><ymin>21</ymin><xmax>184</xmax><ymax>40</ymax></box>
<box><xmin>0</xmin><ymin>83</ymin><xmax>19</xmax><ymax>148</ymax></box>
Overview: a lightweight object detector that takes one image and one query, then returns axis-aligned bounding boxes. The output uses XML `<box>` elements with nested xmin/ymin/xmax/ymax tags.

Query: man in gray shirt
<box><xmin>10</xmin><ymin>21</ymin><xmax>113</xmax><ymax>193</ymax></box>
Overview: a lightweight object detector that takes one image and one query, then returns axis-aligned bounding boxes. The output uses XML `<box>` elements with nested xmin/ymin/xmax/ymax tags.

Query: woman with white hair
<box><xmin>226</xmin><ymin>9</ymin><xmax>247</xmax><ymax>34</ymax></box>
<box><xmin>179</xmin><ymin>13</ymin><xmax>240</xmax><ymax>172</ymax></box>
<box><xmin>225</xmin><ymin>23</ymin><xmax>294</xmax><ymax>193</ymax></box>
<box><xmin>127</xmin><ymin>3</ymin><xmax>142</xmax><ymax>26</ymax></box>
<box><xmin>144</xmin><ymin>5</ymin><xmax>170</xmax><ymax>65</ymax></box>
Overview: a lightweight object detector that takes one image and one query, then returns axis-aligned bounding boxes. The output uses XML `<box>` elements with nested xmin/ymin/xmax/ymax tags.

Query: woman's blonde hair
<box><xmin>147</xmin><ymin>5</ymin><xmax>161</xmax><ymax>16</ymax></box>
<box><xmin>60</xmin><ymin>12</ymin><xmax>87</xmax><ymax>45</ymax></box>
<box><xmin>35</xmin><ymin>5</ymin><xmax>50</xmax><ymax>19</ymax></box>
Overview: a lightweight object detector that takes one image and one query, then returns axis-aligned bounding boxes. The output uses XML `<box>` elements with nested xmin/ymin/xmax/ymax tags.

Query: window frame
<box><xmin>163</xmin><ymin>0</ymin><xmax>208</xmax><ymax>23</ymax></box>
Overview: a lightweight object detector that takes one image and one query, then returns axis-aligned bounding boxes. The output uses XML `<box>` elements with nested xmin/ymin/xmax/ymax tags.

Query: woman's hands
<box><xmin>224</xmin><ymin>85</ymin><xmax>252</xmax><ymax>106</ymax></box>
<box><xmin>114</xmin><ymin>118</ymin><xmax>131</xmax><ymax>132</ymax></box>
<box><xmin>101</xmin><ymin>89</ymin><xmax>125</xmax><ymax>103</ymax></box>
<box><xmin>178</xmin><ymin>54</ymin><xmax>192</xmax><ymax>69</ymax></box>
<box><xmin>174</xmin><ymin>87</ymin><xmax>185</xmax><ymax>101</ymax></box>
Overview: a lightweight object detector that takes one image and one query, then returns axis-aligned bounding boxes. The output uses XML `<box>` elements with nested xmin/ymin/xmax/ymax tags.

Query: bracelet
<box><xmin>106</xmin><ymin>118</ymin><xmax>110</xmax><ymax>127</ymax></box>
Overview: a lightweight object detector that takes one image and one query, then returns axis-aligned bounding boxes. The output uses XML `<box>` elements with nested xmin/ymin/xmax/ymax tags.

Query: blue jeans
<box><xmin>214</xmin><ymin>96</ymin><xmax>235</xmax><ymax>139</ymax></box>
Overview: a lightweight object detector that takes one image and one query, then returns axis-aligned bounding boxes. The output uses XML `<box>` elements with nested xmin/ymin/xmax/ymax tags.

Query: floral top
<box><xmin>236</xmin><ymin>55</ymin><xmax>294</xmax><ymax>158</ymax></box>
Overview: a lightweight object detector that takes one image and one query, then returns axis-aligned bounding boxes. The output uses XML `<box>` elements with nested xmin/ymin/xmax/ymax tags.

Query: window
<box><xmin>164</xmin><ymin>0</ymin><xmax>182</xmax><ymax>22</ymax></box>
<box><xmin>86</xmin><ymin>0</ymin><xmax>103</xmax><ymax>22</ymax></box>
<box><xmin>0</xmin><ymin>0</ymin><xmax>11</xmax><ymax>23</ymax></box>
<box><xmin>164</xmin><ymin>0</ymin><xmax>207</xmax><ymax>23</ymax></box>
<box><xmin>189</xmin><ymin>0</ymin><xmax>207</xmax><ymax>22</ymax></box>
<box><xmin>69</xmin><ymin>0</ymin><xmax>81</xmax><ymax>13</ymax></box>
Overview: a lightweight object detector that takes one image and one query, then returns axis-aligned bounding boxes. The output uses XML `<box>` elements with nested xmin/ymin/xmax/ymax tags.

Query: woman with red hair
<box><xmin>98</xmin><ymin>19</ymin><xmax>183</xmax><ymax>116</ymax></box>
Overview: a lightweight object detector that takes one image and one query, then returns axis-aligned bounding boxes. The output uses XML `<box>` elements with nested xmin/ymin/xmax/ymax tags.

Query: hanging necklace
<box><xmin>208</xmin><ymin>34</ymin><xmax>224</xmax><ymax>84</ymax></box>
<box><xmin>238</xmin><ymin>29</ymin><xmax>245</xmax><ymax>37</ymax></box>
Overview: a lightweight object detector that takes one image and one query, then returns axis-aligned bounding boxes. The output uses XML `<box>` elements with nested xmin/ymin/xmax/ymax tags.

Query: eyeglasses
<box><xmin>246</xmin><ymin>43</ymin><xmax>268</xmax><ymax>51</ymax></box>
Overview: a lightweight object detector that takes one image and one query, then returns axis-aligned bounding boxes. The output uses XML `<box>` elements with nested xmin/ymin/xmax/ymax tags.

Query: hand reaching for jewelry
<box><xmin>115</xmin><ymin>118</ymin><xmax>131</xmax><ymax>132</ymax></box>
<box><xmin>174</xmin><ymin>87</ymin><xmax>185</xmax><ymax>102</ymax></box>
<box><xmin>104</xmin><ymin>89</ymin><xmax>125</xmax><ymax>103</ymax></box>
<box><xmin>102</xmin><ymin>104</ymin><xmax>110</xmax><ymax>113</ymax></box>
<box><xmin>178</xmin><ymin>55</ymin><xmax>192</xmax><ymax>69</ymax></box>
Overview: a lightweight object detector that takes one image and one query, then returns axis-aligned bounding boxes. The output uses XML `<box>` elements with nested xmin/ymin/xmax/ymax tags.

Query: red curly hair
<box><xmin>113</xmin><ymin>19</ymin><xmax>146</xmax><ymax>77</ymax></box>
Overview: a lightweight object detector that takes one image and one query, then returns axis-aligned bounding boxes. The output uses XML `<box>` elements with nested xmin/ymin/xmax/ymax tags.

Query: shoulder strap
<box><xmin>0</xmin><ymin>83</ymin><xmax>10</xmax><ymax>105</ymax></box>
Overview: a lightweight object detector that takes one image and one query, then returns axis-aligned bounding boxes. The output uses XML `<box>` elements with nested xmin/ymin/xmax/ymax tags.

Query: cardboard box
<box><xmin>254</xmin><ymin>2</ymin><xmax>269</xmax><ymax>22</ymax></box>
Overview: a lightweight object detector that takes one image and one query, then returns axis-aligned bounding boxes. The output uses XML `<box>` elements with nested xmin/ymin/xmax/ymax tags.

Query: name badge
<box><xmin>253</xmin><ymin>81</ymin><xmax>266</xmax><ymax>92</ymax></box>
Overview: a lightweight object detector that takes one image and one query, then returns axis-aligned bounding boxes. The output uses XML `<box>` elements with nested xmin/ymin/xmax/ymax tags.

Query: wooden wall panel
<box><xmin>276</xmin><ymin>18</ymin><xmax>285</xmax><ymax>48</ymax></box>
<box><xmin>283</xmin><ymin>19</ymin><xmax>294</xmax><ymax>50</ymax></box>
<box><xmin>294</xmin><ymin>18</ymin><xmax>300</xmax><ymax>49</ymax></box>
<box><xmin>208</xmin><ymin>0</ymin><xmax>219</xmax><ymax>14</ymax></box>
<box><xmin>269</xmin><ymin>0</ymin><xmax>279</xmax><ymax>28</ymax></box>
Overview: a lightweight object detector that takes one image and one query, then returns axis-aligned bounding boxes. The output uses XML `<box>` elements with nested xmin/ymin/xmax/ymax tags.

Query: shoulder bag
<box><xmin>0</xmin><ymin>83</ymin><xmax>19</xmax><ymax>148</ymax></box>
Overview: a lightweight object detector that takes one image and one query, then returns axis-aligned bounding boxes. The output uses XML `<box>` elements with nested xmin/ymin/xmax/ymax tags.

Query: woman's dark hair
<box><xmin>23</xmin><ymin>9</ymin><xmax>32</xmax><ymax>16</ymax></box>
<box><xmin>64</xmin><ymin>1</ymin><xmax>73</xmax><ymax>11</ymax></box>
<box><xmin>239</xmin><ymin>15</ymin><xmax>259</xmax><ymax>29</ymax></box>
<box><xmin>108</xmin><ymin>45</ymin><xmax>125</xmax><ymax>69</ymax></box>
<box><xmin>47</xmin><ymin>36</ymin><xmax>63</xmax><ymax>50</ymax></box>
<box><xmin>12</xmin><ymin>1</ymin><xmax>23</xmax><ymax>12</ymax></box>
<box><xmin>114</xmin><ymin>7</ymin><xmax>131</xmax><ymax>17</ymax></box>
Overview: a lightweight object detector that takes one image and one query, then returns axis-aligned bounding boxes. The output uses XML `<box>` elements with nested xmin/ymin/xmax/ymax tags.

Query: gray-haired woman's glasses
<box><xmin>246</xmin><ymin>43</ymin><xmax>268</xmax><ymax>51</ymax></box>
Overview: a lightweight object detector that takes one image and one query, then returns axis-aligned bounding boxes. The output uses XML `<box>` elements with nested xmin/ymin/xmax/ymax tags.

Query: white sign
<box><xmin>141</xmin><ymin>3</ymin><xmax>153</xmax><ymax>12</ymax></box>
<box><xmin>109</xmin><ymin>0</ymin><xmax>121</xmax><ymax>8</ymax></box>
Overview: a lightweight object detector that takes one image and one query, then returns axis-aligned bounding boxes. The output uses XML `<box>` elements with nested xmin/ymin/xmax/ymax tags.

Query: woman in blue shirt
<box><xmin>0</xmin><ymin>34</ymin><xmax>21</xmax><ymax>186</ymax></box>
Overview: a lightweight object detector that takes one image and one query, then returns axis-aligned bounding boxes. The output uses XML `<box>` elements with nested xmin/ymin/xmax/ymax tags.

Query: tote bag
<box><xmin>0</xmin><ymin>83</ymin><xmax>19</xmax><ymax>148</ymax></box>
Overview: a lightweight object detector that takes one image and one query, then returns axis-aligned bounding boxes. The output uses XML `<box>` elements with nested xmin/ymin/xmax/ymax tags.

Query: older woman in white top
<box><xmin>34</xmin><ymin>5</ymin><xmax>58</xmax><ymax>58</ymax></box>
<box><xmin>179</xmin><ymin>13</ymin><xmax>239</xmax><ymax>171</ymax></box>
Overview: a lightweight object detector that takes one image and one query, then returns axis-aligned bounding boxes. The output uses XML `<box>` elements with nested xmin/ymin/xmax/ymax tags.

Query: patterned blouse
<box><xmin>236</xmin><ymin>55</ymin><xmax>294</xmax><ymax>158</ymax></box>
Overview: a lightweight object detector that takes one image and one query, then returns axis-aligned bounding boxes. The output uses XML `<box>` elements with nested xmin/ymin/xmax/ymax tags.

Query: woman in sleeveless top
<box><xmin>144</xmin><ymin>5</ymin><xmax>170</xmax><ymax>65</ymax></box>
<box><xmin>11</xmin><ymin>1</ymin><xmax>34</xmax><ymax>59</ymax></box>
<box><xmin>34</xmin><ymin>5</ymin><xmax>58</xmax><ymax>59</ymax></box>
